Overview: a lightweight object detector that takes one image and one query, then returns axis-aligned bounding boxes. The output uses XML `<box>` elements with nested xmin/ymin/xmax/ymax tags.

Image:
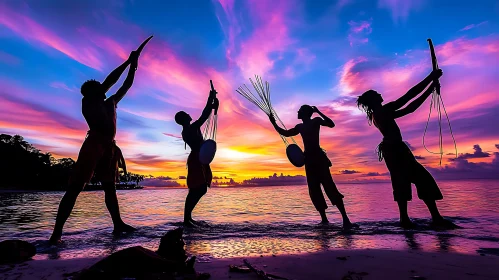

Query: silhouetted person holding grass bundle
<box><xmin>269</xmin><ymin>105</ymin><xmax>354</xmax><ymax>228</ymax></box>
<box><xmin>357</xmin><ymin>69</ymin><xmax>456</xmax><ymax>229</ymax></box>
<box><xmin>175</xmin><ymin>88</ymin><xmax>219</xmax><ymax>227</ymax></box>
<box><xmin>49</xmin><ymin>51</ymin><xmax>141</xmax><ymax>244</ymax></box>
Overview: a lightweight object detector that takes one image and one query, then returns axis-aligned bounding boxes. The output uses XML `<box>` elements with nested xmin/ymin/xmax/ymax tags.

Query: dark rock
<box><xmin>0</xmin><ymin>240</ymin><xmax>36</xmax><ymax>264</ymax></box>
<box><xmin>157</xmin><ymin>227</ymin><xmax>187</xmax><ymax>263</ymax></box>
<box><xmin>75</xmin><ymin>228</ymin><xmax>208</xmax><ymax>280</ymax></box>
<box><xmin>77</xmin><ymin>246</ymin><xmax>183</xmax><ymax>280</ymax></box>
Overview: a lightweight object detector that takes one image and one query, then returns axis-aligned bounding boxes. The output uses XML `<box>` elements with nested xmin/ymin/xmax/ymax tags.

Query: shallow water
<box><xmin>1</xmin><ymin>180</ymin><xmax>498</xmax><ymax>260</ymax></box>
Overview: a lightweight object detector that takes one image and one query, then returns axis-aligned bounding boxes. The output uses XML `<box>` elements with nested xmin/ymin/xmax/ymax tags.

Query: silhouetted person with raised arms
<box><xmin>175</xmin><ymin>88</ymin><xmax>219</xmax><ymax>227</ymax></box>
<box><xmin>49</xmin><ymin>51</ymin><xmax>141</xmax><ymax>244</ymax></box>
<box><xmin>269</xmin><ymin>105</ymin><xmax>354</xmax><ymax>228</ymax></box>
<box><xmin>357</xmin><ymin>69</ymin><xmax>456</xmax><ymax>229</ymax></box>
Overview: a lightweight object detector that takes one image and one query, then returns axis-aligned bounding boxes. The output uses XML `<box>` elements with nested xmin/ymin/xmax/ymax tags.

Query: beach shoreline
<box><xmin>2</xmin><ymin>249</ymin><xmax>498</xmax><ymax>280</ymax></box>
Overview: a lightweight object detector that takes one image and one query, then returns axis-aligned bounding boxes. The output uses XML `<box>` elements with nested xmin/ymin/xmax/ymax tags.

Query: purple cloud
<box><xmin>340</xmin><ymin>169</ymin><xmax>361</xmax><ymax>175</ymax></box>
<box><xmin>427</xmin><ymin>145</ymin><xmax>499</xmax><ymax>180</ymax></box>
<box><xmin>242</xmin><ymin>173</ymin><xmax>307</xmax><ymax>186</ymax></box>
<box><xmin>348</xmin><ymin>19</ymin><xmax>372</xmax><ymax>46</ymax></box>
<box><xmin>452</xmin><ymin>144</ymin><xmax>490</xmax><ymax>160</ymax></box>
<box><xmin>142</xmin><ymin>176</ymin><xmax>181</xmax><ymax>187</ymax></box>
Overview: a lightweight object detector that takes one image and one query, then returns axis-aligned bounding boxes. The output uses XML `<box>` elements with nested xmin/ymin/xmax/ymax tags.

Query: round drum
<box><xmin>199</xmin><ymin>139</ymin><xmax>217</xmax><ymax>165</ymax></box>
<box><xmin>286</xmin><ymin>144</ymin><xmax>305</xmax><ymax>167</ymax></box>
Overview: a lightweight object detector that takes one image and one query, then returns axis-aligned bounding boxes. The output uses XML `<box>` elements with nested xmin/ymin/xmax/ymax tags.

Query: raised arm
<box><xmin>386</xmin><ymin>69</ymin><xmax>442</xmax><ymax>111</ymax></box>
<box><xmin>311</xmin><ymin>106</ymin><xmax>335</xmax><ymax>128</ymax></box>
<box><xmin>393</xmin><ymin>82</ymin><xmax>436</xmax><ymax>119</ymax></box>
<box><xmin>269</xmin><ymin>115</ymin><xmax>299</xmax><ymax>137</ymax></box>
<box><xmin>101</xmin><ymin>57</ymin><xmax>131</xmax><ymax>94</ymax></box>
<box><xmin>109</xmin><ymin>52</ymin><xmax>138</xmax><ymax>104</ymax></box>
<box><xmin>192</xmin><ymin>90</ymin><xmax>216</xmax><ymax>128</ymax></box>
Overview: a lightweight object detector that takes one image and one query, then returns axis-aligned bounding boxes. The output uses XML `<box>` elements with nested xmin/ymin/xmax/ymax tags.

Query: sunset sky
<box><xmin>0</xmin><ymin>0</ymin><xmax>498</xmax><ymax>184</ymax></box>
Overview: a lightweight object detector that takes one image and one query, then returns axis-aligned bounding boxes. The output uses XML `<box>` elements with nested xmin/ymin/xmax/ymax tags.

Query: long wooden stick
<box><xmin>134</xmin><ymin>35</ymin><xmax>153</xmax><ymax>70</ymax></box>
<box><xmin>427</xmin><ymin>38</ymin><xmax>440</xmax><ymax>95</ymax></box>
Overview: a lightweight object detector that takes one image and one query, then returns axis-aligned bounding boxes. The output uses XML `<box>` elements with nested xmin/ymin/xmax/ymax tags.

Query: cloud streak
<box><xmin>0</xmin><ymin>0</ymin><xmax>497</xmax><ymax>182</ymax></box>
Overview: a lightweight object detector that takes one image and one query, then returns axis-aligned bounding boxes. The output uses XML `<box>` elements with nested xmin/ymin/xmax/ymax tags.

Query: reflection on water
<box><xmin>0</xmin><ymin>180</ymin><xmax>498</xmax><ymax>260</ymax></box>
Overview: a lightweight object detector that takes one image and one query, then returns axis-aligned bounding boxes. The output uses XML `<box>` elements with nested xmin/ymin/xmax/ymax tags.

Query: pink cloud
<box><xmin>50</xmin><ymin>82</ymin><xmax>77</xmax><ymax>92</ymax></box>
<box><xmin>338</xmin><ymin>35</ymin><xmax>499</xmax><ymax>103</ymax></box>
<box><xmin>215</xmin><ymin>0</ymin><xmax>241</xmax><ymax>60</ymax></box>
<box><xmin>331</xmin><ymin>35</ymin><xmax>499</xmax><ymax>168</ymax></box>
<box><xmin>120</xmin><ymin>107</ymin><xmax>173</xmax><ymax>122</ymax></box>
<box><xmin>460</xmin><ymin>21</ymin><xmax>488</xmax><ymax>32</ymax></box>
<box><xmin>236</xmin><ymin>2</ymin><xmax>295</xmax><ymax>78</ymax></box>
<box><xmin>162</xmin><ymin>133</ymin><xmax>182</xmax><ymax>139</ymax></box>
<box><xmin>0</xmin><ymin>2</ymin><xmax>251</xmax><ymax>142</ymax></box>
<box><xmin>337</xmin><ymin>57</ymin><xmax>369</xmax><ymax>95</ymax></box>
<box><xmin>378</xmin><ymin>0</ymin><xmax>423</xmax><ymax>22</ymax></box>
<box><xmin>437</xmin><ymin>36</ymin><xmax>499</xmax><ymax>67</ymax></box>
<box><xmin>348</xmin><ymin>20</ymin><xmax>372</xmax><ymax>34</ymax></box>
<box><xmin>215</xmin><ymin>0</ymin><xmax>314</xmax><ymax>80</ymax></box>
<box><xmin>0</xmin><ymin>3</ymin><xmax>104</xmax><ymax>70</ymax></box>
<box><xmin>347</xmin><ymin>19</ymin><xmax>373</xmax><ymax>47</ymax></box>
<box><xmin>0</xmin><ymin>95</ymin><xmax>86</xmax><ymax>146</ymax></box>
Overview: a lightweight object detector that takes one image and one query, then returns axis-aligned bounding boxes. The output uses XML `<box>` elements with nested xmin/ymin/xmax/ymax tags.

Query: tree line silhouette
<box><xmin>0</xmin><ymin>134</ymin><xmax>144</xmax><ymax>190</ymax></box>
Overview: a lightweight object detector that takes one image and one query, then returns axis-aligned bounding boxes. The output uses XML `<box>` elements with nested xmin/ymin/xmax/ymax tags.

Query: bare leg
<box><xmin>424</xmin><ymin>200</ymin><xmax>458</xmax><ymax>228</ymax></box>
<box><xmin>50</xmin><ymin>184</ymin><xmax>84</xmax><ymax>243</ymax></box>
<box><xmin>397</xmin><ymin>200</ymin><xmax>415</xmax><ymax>229</ymax></box>
<box><xmin>321</xmin><ymin>172</ymin><xmax>353</xmax><ymax>229</ymax></box>
<box><xmin>423</xmin><ymin>200</ymin><xmax>443</xmax><ymax>221</ymax></box>
<box><xmin>184</xmin><ymin>186</ymin><xmax>207</xmax><ymax>227</ymax></box>
<box><xmin>334</xmin><ymin>199</ymin><xmax>354</xmax><ymax>229</ymax></box>
<box><xmin>102</xmin><ymin>182</ymin><xmax>135</xmax><ymax>234</ymax></box>
<box><xmin>318</xmin><ymin>210</ymin><xmax>329</xmax><ymax>224</ymax></box>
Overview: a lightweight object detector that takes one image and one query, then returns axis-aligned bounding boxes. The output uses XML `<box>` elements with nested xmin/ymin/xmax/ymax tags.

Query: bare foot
<box><xmin>190</xmin><ymin>218</ymin><xmax>203</xmax><ymax>225</ymax></box>
<box><xmin>343</xmin><ymin>221</ymin><xmax>359</xmax><ymax>230</ymax></box>
<box><xmin>113</xmin><ymin>223</ymin><xmax>136</xmax><ymax>235</ymax></box>
<box><xmin>183</xmin><ymin>220</ymin><xmax>196</xmax><ymax>228</ymax></box>
<box><xmin>49</xmin><ymin>234</ymin><xmax>62</xmax><ymax>245</ymax></box>
<box><xmin>319</xmin><ymin>219</ymin><xmax>330</xmax><ymax>225</ymax></box>
<box><xmin>431</xmin><ymin>218</ymin><xmax>460</xmax><ymax>229</ymax></box>
<box><xmin>400</xmin><ymin>219</ymin><xmax>416</xmax><ymax>229</ymax></box>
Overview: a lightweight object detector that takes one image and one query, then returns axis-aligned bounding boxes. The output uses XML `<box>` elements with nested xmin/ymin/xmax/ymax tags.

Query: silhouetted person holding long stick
<box><xmin>269</xmin><ymin>106</ymin><xmax>354</xmax><ymax>228</ymax></box>
<box><xmin>175</xmin><ymin>87</ymin><xmax>219</xmax><ymax>227</ymax></box>
<box><xmin>49</xmin><ymin>51</ymin><xmax>142</xmax><ymax>244</ymax></box>
<box><xmin>357</xmin><ymin>69</ymin><xmax>456</xmax><ymax>229</ymax></box>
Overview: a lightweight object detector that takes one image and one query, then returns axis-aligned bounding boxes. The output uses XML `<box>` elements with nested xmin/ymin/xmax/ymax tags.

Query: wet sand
<box><xmin>2</xmin><ymin>249</ymin><xmax>498</xmax><ymax>280</ymax></box>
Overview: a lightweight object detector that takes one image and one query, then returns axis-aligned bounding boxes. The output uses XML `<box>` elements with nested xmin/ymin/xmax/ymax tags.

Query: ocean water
<box><xmin>0</xmin><ymin>180</ymin><xmax>498</xmax><ymax>260</ymax></box>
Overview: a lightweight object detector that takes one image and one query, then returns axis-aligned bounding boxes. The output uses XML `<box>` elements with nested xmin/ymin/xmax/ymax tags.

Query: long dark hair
<box><xmin>356</xmin><ymin>90</ymin><xmax>378</xmax><ymax>126</ymax></box>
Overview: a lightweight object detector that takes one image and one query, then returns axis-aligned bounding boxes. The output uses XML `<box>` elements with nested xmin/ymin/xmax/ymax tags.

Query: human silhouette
<box><xmin>356</xmin><ymin>69</ymin><xmax>456</xmax><ymax>229</ymax></box>
<box><xmin>49</xmin><ymin>51</ymin><xmax>142</xmax><ymax>244</ymax></box>
<box><xmin>269</xmin><ymin>105</ymin><xmax>354</xmax><ymax>228</ymax></box>
<box><xmin>175</xmin><ymin>87</ymin><xmax>219</xmax><ymax>227</ymax></box>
